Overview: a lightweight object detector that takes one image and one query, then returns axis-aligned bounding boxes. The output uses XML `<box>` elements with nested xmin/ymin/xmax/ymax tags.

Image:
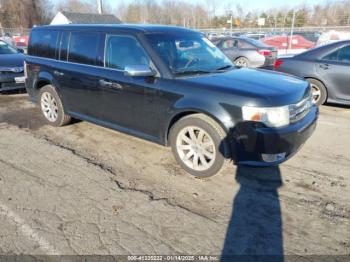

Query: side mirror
<box><xmin>17</xmin><ymin>48</ymin><xmax>25</xmax><ymax>53</ymax></box>
<box><xmin>124</xmin><ymin>65</ymin><xmax>156</xmax><ymax>77</ymax></box>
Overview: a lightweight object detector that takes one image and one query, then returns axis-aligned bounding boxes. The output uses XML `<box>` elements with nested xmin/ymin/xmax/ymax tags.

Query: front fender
<box><xmin>163</xmin><ymin>97</ymin><xmax>236</xmax><ymax>144</ymax></box>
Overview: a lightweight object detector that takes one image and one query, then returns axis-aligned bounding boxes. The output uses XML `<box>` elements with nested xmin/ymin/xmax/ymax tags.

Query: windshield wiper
<box><xmin>174</xmin><ymin>69</ymin><xmax>212</xmax><ymax>76</ymax></box>
<box><xmin>214</xmin><ymin>64</ymin><xmax>235</xmax><ymax>71</ymax></box>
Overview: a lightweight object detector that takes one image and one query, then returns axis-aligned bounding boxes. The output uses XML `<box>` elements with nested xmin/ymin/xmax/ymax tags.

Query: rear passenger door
<box><xmin>55</xmin><ymin>31</ymin><xmax>104</xmax><ymax>118</ymax></box>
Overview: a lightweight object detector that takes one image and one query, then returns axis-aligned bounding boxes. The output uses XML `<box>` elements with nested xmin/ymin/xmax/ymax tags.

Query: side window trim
<box><xmin>59</xmin><ymin>31</ymin><xmax>70</xmax><ymax>61</ymax></box>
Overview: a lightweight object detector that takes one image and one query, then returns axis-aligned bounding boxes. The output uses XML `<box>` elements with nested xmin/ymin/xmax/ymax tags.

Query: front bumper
<box><xmin>233</xmin><ymin>105</ymin><xmax>318</xmax><ymax>165</ymax></box>
<box><xmin>0</xmin><ymin>73</ymin><xmax>25</xmax><ymax>91</ymax></box>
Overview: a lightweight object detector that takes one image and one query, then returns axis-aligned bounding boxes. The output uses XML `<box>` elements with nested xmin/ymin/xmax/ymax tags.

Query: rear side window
<box><xmin>338</xmin><ymin>45</ymin><xmax>350</xmax><ymax>63</ymax></box>
<box><xmin>29</xmin><ymin>29</ymin><xmax>59</xmax><ymax>59</ymax></box>
<box><xmin>68</xmin><ymin>32</ymin><xmax>100</xmax><ymax>65</ymax></box>
<box><xmin>323</xmin><ymin>45</ymin><xmax>350</xmax><ymax>63</ymax></box>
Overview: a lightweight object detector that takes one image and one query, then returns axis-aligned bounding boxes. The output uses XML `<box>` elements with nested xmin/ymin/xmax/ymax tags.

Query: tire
<box><xmin>306</xmin><ymin>78</ymin><xmax>327</xmax><ymax>106</ymax></box>
<box><xmin>234</xmin><ymin>57</ymin><xmax>249</xmax><ymax>67</ymax></box>
<box><xmin>169</xmin><ymin>113</ymin><xmax>229</xmax><ymax>178</ymax></box>
<box><xmin>39</xmin><ymin>85</ymin><xmax>71</xmax><ymax>127</ymax></box>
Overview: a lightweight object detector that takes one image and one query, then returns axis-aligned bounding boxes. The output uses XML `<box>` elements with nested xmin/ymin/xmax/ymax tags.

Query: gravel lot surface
<box><xmin>0</xmin><ymin>93</ymin><xmax>349</xmax><ymax>258</ymax></box>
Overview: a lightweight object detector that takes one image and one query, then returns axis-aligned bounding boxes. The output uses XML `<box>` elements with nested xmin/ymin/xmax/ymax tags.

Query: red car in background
<box><xmin>12</xmin><ymin>35</ymin><xmax>29</xmax><ymax>48</ymax></box>
<box><xmin>263</xmin><ymin>35</ymin><xmax>315</xmax><ymax>55</ymax></box>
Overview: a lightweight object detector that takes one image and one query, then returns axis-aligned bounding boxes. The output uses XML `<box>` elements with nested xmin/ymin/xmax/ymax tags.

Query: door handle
<box><xmin>319</xmin><ymin>64</ymin><xmax>329</xmax><ymax>70</ymax></box>
<box><xmin>99</xmin><ymin>79</ymin><xmax>123</xmax><ymax>90</ymax></box>
<box><xmin>54</xmin><ymin>70</ymin><xmax>64</xmax><ymax>76</ymax></box>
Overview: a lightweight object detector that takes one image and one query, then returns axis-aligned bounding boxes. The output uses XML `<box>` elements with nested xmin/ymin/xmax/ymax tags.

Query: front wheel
<box><xmin>169</xmin><ymin>114</ymin><xmax>229</xmax><ymax>178</ymax></box>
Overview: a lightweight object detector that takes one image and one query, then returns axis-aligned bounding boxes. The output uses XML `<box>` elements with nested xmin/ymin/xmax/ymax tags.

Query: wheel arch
<box><xmin>164</xmin><ymin>109</ymin><xmax>231</xmax><ymax>147</ymax></box>
<box><xmin>33</xmin><ymin>71</ymin><xmax>64</xmax><ymax>102</ymax></box>
<box><xmin>234</xmin><ymin>56</ymin><xmax>249</xmax><ymax>61</ymax></box>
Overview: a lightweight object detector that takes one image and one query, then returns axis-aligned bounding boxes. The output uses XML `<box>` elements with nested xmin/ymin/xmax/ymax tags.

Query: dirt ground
<box><xmin>0</xmin><ymin>93</ymin><xmax>349</xmax><ymax>259</ymax></box>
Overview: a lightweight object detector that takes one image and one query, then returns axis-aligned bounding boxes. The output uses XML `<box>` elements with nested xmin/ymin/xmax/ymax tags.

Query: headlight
<box><xmin>242</xmin><ymin>105</ymin><xmax>290</xmax><ymax>128</ymax></box>
<box><xmin>0</xmin><ymin>67</ymin><xmax>24</xmax><ymax>73</ymax></box>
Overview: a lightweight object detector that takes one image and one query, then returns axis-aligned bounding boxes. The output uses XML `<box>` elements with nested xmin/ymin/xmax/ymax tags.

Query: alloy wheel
<box><xmin>235</xmin><ymin>58</ymin><xmax>248</xmax><ymax>67</ymax></box>
<box><xmin>41</xmin><ymin>92</ymin><xmax>59</xmax><ymax>122</ymax></box>
<box><xmin>310</xmin><ymin>83</ymin><xmax>321</xmax><ymax>104</ymax></box>
<box><xmin>176</xmin><ymin>126</ymin><xmax>216</xmax><ymax>171</ymax></box>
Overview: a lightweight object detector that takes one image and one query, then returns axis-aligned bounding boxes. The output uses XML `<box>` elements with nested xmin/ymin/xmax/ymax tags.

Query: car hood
<box><xmin>179</xmin><ymin>68</ymin><xmax>310</xmax><ymax>106</ymax></box>
<box><xmin>0</xmin><ymin>53</ymin><xmax>24</xmax><ymax>68</ymax></box>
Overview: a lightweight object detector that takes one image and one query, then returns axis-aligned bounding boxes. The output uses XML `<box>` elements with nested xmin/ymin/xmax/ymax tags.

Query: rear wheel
<box><xmin>169</xmin><ymin>114</ymin><xmax>229</xmax><ymax>178</ymax></box>
<box><xmin>39</xmin><ymin>85</ymin><xmax>71</xmax><ymax>127</ymax></box>
<box><xmin>234</xmin><ymin>57</ymin><xmax>249</xmax><ymax>67</ymax></box>
<box><xmin>307</xmin><ymin>78</ymin><xmax>327</xmax><ymax>105</ymax></box>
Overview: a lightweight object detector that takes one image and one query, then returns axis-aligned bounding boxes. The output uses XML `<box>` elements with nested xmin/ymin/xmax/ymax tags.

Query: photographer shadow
<box><xmin>222</xmin><ymin>165</ymin><xmax>284</xmax><ymax>262</ymax></box>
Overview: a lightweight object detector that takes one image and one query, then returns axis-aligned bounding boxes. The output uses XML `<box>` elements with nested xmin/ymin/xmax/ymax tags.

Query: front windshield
<box><xmin>146</xmin><ymin>33</ymin><xmax>233</xmax><ymax>75</ymax></box>
<box><xmin>0</xmin><ymin>40</ymin><xmax>18</xmax><ymax>55</ymax></box>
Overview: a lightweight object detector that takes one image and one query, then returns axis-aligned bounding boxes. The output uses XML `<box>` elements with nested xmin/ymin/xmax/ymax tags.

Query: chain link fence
<box><xmin>200</xmin><ymin>25</ymin><xmax>350</xmax><ymax>34</ymax></box>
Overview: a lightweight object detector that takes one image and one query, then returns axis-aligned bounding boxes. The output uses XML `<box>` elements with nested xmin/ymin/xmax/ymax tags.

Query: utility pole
<box><xmin>97</xmin><ymin>0</ymin><xmax>103</xmax><ymax>14</ymax></box>
<box><xmin>289</xmin><ymin>10</ymin><xmax>296</xmax><ymax>52</ymax></box>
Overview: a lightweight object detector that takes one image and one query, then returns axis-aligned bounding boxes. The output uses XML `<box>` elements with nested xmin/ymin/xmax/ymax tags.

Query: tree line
<box><xmin>0</xmin><ymin>0</ymin><xmax>350</xmax><ymax>29</ymax></box>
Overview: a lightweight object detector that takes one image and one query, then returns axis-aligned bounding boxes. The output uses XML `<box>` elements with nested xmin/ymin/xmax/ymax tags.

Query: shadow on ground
<box><xmin>222</xmin><ymin>166</ymin><xmax>284</xmax><ymax>262</ymax></box>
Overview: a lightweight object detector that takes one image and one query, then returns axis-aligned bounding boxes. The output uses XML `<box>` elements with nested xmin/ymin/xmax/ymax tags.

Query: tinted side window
<box><xmin>323</xmin><ymin>45</ymin><xmax>350</xmax><ymax>63</ymax></box>
<box><xmin>338</xmin><ymin>45</ymin><xmax>350</xmax><ymax>63</ymax></box>
<box><xmin>29</xmin><ymin>29</ymin><xmax>59</xmax><ymax>59</ymax></box>
<box><xmin>68</xmin><ymin>32</ymin><xmax>100</xmax><ymax>65</ymax></box>
<box><xmin>323</xmin><ymin>50</ymin><xmax>339</xmax><ymax>61</ymax></box>
<box><xmin>105</xmin><ymin>35</ymin><xmax>150</xmax><ymax>70</ymax></box>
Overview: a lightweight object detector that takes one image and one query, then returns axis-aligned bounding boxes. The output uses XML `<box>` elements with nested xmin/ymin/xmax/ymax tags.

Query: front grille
<box><xmin>289</xmin><ymin>92</ymin><xmax>313</xmax><ymax>123</ymax></box>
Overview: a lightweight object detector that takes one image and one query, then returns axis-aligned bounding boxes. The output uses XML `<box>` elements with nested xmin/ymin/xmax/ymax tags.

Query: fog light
<box><xmin>261</xmin><ymin>153</ymin><xmax>286</xmax><ymax>163</ymax></box>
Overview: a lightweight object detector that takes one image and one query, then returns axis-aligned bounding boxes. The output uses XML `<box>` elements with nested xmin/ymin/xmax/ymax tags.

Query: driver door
<box><xmin>95</xmin><ymin>34</ymin><xmax>161</xmax><ymax>138</ymax></box>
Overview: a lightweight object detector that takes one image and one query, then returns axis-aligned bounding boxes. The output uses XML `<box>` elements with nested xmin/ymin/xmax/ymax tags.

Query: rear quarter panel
<box><xmin>277</xmin><ymin>58</ymin><xmax>316</xmax><ymax>78</ymax></box>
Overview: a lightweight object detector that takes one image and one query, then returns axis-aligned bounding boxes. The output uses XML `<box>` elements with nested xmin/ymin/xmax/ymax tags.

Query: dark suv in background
<box><xmin>25</xmin><ymin>25</ymin><xmax>318</xmax><ymax>177</ymax></box>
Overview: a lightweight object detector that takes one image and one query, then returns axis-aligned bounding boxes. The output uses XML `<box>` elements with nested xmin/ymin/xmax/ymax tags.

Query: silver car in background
<box><xmin>212</xmin><ymin>36</ymin><xmax>277</xmax><ymax>68</ymax></box>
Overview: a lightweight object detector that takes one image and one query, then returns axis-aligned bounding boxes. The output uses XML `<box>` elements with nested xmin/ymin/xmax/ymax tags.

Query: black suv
<box><xmin>25</xmin><ymin>25</ymin><xmax>318</xmax><ymax>177</ymax></box>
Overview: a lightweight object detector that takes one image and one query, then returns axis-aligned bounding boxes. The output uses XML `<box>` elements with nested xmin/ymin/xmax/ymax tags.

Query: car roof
<box><xmin>298</xmin><ymin>40</ymin><xmax>350</xmax><ymax>58</ymax></box>
<box><xmin>33</xmin><ymin>24</ymin><xmax>199</xmax><ymax>34</ymax></box>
